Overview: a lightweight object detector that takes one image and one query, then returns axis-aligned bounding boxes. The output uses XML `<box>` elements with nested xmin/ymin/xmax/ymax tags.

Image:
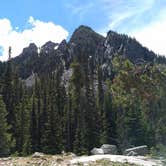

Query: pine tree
<box><xmin>73</xmin><ymin>117</ymin><xmax>87</xmax><ymax>155</ymax></box>
<box><xmin>53</xmin><ymin>70</ymin><xmax>67</xmax><ymax>151</ymax></box>
<box><xmin>64</xmin><ymin>91</ymin><xmax>73</xmax><ymax>152</ymax></box>
<box><xmin>126</xmin><ymin>102</ymin><xmax>146</xmax><ymax>146</ymax></box>
<box><xmin>100</xmin><ymin>90</ymin><xmax>117</xmax><ymax>145</ymax></box>
<box><xmin>14</xmin><ymin>87</ymin><xmax>32</xmax><ymax>155</ymax></box>
<box><xmin>47</xmin><ymin>73</ymin><xmax>63</xmax><ymax>154</ymax></box>
<box><xmin>84</xmin><ymin>64</ymin><xmax>100</xmax><ymax>152</ymax></box>
<box><xmin>0</xmin><ymin>95</ymin><xmax>12</xmax><ymax>157</ymax></box>
<box><xmin>30</xmin><ymin>96</ymin><xmax>38</xmax><ymax>152</ymax></box>
<box><xmin>40</xmin><ymin>78</ymin><xmax>50</xmax><ymax>153</ymax></box>
<box><xmin>3</xmin><ymin>60</ymin><xmax>15</xmax><ymax>134</ymax></box>
<box><xmin>70</xmin><ymin>61</ymin><xmax>87</xmax><ymax>154</ymax></box>
<box><xmin>33</xmin><ymin>77</ymin><xmax>42</xmax><ymax>151</ymax></box>
<box><xmin>40</xmin><ymin>74</ymin><xmax>63</xmax><ymax>154</ymax></box>
<box><xmin>97</xmin><ymin>66</ymin><xmax>104</xmax><ymax>116</ymax></box>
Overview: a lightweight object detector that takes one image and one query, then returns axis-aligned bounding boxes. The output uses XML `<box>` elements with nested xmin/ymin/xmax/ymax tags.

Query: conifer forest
<box><xmin>0</xmin><ymin>26</ymin><xmax>166</xmax><ymax>157</ymax></box>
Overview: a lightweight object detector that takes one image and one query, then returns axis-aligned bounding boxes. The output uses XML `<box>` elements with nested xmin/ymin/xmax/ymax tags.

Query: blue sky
<box><xmin>0</xmin><ymin>0</ymin><xmax>166</xmax><ymax>60</ymax></box>
<box><xmin>0</xmin><ymin>0</ymin><xmax>107</xmax><ymax>35</ymax></box>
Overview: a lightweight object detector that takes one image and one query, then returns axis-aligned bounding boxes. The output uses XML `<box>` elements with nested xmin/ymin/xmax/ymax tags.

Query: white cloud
<box><xmin>65</xmin><ymin>2</ymin><xmax>94</xmax><ymax>19</ymax></box>
<box><xmin>100</xmin><ymin>0</ymin><xmax>155</xmax><ymax>31</ymax></box>
<box><xmin>130</xmin><ymin>18</ymin><xmax>166</xmax><ymax>56</ymax></box>
<box><xmin>0</xmin><ymin>17</ymin><xmax>69</xmax><ymax>61</ymax></box>
<box><xmin>98</xmin><ymin>0</ymin><xmax>166</xmax><ymax>56</ymax></box>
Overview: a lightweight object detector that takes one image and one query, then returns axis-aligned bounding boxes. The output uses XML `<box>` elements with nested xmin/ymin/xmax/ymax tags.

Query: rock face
<box><xmin>10</xmin><ymin>25</ymin><xmax>166</xmax><ymax>81</ymax></box>
<box><xmin>124</xmin><ymin>145</ymin><xmax>148</xmax><ymax>156</ymax></box>
<box><xmin>68</xmin><ymin>25</ymin><xmax>105</xmax><ymax>68</ymax></box>
<box><xmin>91</xmin><ymin>144</ymin><xmax>118</xmax><ymax>155</ymax></box>
<box><xmin>91</xmin><ymin>148</ymin><xmax>104</xmax><ymax>155</ymax></box>
<box><xmin>22</xmin><ymin>43</ymin><xmax>38</xmax><ymax>55</ymax></box>
<box><xmin>41</xmin><ymin>41</ymin><xmax>58</xmax><ymax>54</ymax></box>
<box><xmin>69</xmin><ymin>25</ymin><xmax>104</xmax><ymax>58</ymax></box>
<box><xmin>24</xmin><ymin>72</ymin><xmax>36</xmax><ymax>87</ymax></box>
<box><xmin>126</xmin><ymin>151</ymin><xmax>138</xmax><ymax>156</ymax></box>
<box><xmin>104</xmin><ymin>31</ymin><xmax>156</xmax><ymax>63</ymax></box>
<box><xmin>101</xmin><ymin>144</ymin><xmax>118</xmax><ymax>155</ymax></box>
<box><xmin>32</xmin><ymin>152</ymin><xmax>44</xmax><ymax>158</ymax></box>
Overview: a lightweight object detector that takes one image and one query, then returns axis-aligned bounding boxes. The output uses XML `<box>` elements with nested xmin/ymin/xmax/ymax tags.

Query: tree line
<box><xmin>0</xmin><ymin>55</ymin><xmax>166</xmax><ymax>156</ymax></box>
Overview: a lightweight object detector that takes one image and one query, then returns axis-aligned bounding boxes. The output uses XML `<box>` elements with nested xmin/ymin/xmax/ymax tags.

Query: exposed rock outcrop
<box><xmin>32</xmin><ymin>152</ymin><xmax>44</xmax><ymax>158</ymax></box>
<box><xmin>124</xmin><ymin>145</ymin><xmax>148</xmax><ymax>156</ymax></box>
<box><xmin>9</xmin><ymin>25</ymin><xmax>166</xmax><ymax>81</ymax></box>
<box><xmin>91</xmin><ymin>144</ymin><xmax>118</xmax><ymax>155</ymax></box>
<box><xmin>22</xmin><ymin>43</ymin><xmax>38</xmax><ymax>55</ymax></box>
<box><xmin>41</xmin><ymin>41</ymin><xmax>58</xmax><ymax>54</ymax></box>
<box><xmin>91</xmin><ymin>148</ymin><xmax>104</xmax><ymax>155</ymax></box>
<box><xmin>101</xmin><ymin>144</ymin><xmax>118</xmax><ymax>155</ymax></box>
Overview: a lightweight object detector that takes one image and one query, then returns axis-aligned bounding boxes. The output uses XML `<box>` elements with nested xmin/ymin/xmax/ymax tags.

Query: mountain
<box><xmin>1</xmin><ymin>25</ymin><xmax>166</xmax><ymax>157</ymax></box>
<box><xmin>5</xmin><ymin>25</ymin><xmax>164</xmax><ymax>80</ymax></box>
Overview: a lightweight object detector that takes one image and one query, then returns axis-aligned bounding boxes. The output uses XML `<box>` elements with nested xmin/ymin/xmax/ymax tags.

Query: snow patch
<box><xmin>54</xmin><ymin>45</ymin><xmax>59</xmax><ymax>50</ymax></box>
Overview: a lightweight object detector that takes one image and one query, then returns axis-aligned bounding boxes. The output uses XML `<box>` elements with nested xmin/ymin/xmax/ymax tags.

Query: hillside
<box><xmin>0</xmin><ymin>25</ymin><xmax>166</xmax><ymax>160</ymax></box>
<box><xmin>1</xmin><ymin>25</ymin><xmax>165</xmax><ymax>79</ymax></box>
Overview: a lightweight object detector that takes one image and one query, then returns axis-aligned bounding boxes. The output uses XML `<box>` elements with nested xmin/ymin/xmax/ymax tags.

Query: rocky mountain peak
<box><xmin>70</xmin><ymin>25</ymin><xmax>104</xmax><ymax>44</ymax></box>
<box><xmin>58</xmin><ymin>39</ymin><xmax>67</xmax><ymax>52</ymax></box>
<box><xmin>41</xmin><ymin>41</ymin><xmax>58</xmax><ymax>51</ymax></box>
<box><xmin>68</xmin><ymin>25</ymin><xmax>105</xmax><ymax>62</ymax></box>
<box><xmin>104</xmin><ymin>30</ymin><xmax>156</xmax><ymax>63</ymax></box>
<box><xmin>10</xmin><ymin>25</ymin><xmax>166</xmax><ymax>80</ymax></box>
<box><xmin>22</xmin><ymin>43</ymin><xmax>38</xmax><ymax>55</ymax></box>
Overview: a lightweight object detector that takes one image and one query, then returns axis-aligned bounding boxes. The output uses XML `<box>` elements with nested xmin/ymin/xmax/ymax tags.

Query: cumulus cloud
<box><xmin>0</xmin><ymin>17</ymin><xmax>69</xmax><ymax>61</ymax></box>
<box><xmin>130</xmin><ymin>18</ymin><xmax>166</xmax><ymax>56</ymax></box>
<box><xmin>98</xmin><ymin>0</ymin><xmax>166</xmax><ymax>56</ymax></box>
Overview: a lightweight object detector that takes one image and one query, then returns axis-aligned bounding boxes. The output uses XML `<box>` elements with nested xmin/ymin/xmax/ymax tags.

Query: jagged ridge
<box><xmin>8</xmin><ymin>25</ymin><xmax>166</xmax><ymax>79</ymax></box>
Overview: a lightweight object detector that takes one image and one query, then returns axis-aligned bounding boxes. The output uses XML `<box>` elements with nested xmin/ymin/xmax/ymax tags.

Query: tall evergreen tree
<box><xmin>0</xmin><ymin>95</ymin><xmax>13</xmax><ymax>157</ymax></box>
<box><xmin>30</xmin><ymin>96</ymin><xmax>38</xmax><ymax>152</ymax></box>
<box><xmin>125</xmin><ymin>101</ymin><xmax>146</xmax><ymax>147</ymax></box>
<box><xmin>100</xmin><ymin>90</ymin><xmax>117</xmax><ymax>145</ymax></box>
<box><xmin>14</xmin><ymin>87</ymin><xmax>32</xmax><ymax>155</ymax></box>
<box><xmin>84</xmin><ymin>63</ymin><xmax>100</xmax><ymax>152</ymax></box>
<box><xmin>70</xmin><ymin>61</ymin><xmax>87</xmax><ymax>154</ymax></box>
<box><xmin>3</xmin><ymin>60</ymin><xmax>14</xmax><ymax>133</ymax></box>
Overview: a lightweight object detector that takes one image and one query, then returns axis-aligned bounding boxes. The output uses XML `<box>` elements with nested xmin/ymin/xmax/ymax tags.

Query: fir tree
<box><xmin>30</xmin><ymin>96</ymin><xmax>38</xmax><ymax>152</ymax></box>
<box><xmin>3</xmin><ymin>60</ymin><xmax>15</xmax><ymax>134</ymax></box>
<box><xmin>100</xmin><ymin>89</ymin><xmax>117</xmax><ymax>145</ymax></box>
<box><xmin>0</xmin><ymin>95</ymin><xmax>13</xmax><ymax>157</ymax></box>
<box><xmin>14</xmin><ymin>88</ymin><xmax>32</xmax><ymax>155</ymax></box>
<box><xmin>70</xmin><ymin>61</ymin><xmax>87</xmax><ymax>154</ymax></box>
<box><xmin>126</xmin><ymin>101</ymin><xmax>146</xmax><ymax>146</ymax></box>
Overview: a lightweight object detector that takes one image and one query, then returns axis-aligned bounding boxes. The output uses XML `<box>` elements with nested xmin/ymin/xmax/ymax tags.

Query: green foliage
<box><xmin>0</xmin><ymin>95</ymin><xmax>13</xmax><ymax>157</ymax></box>
<box><xmin>1</xmin><ymin>52</ymin><xmax>166</xmax><ymax>157</ymax></box>
<box><xmin>70</xmin><ymin>61</ymin><xmax>87</xmax><ymax>154</ymax></box>
<box><xmin>14</xmin><ymin>90</ymin><xmax>32</xmax><ymax>156</ymax></box>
